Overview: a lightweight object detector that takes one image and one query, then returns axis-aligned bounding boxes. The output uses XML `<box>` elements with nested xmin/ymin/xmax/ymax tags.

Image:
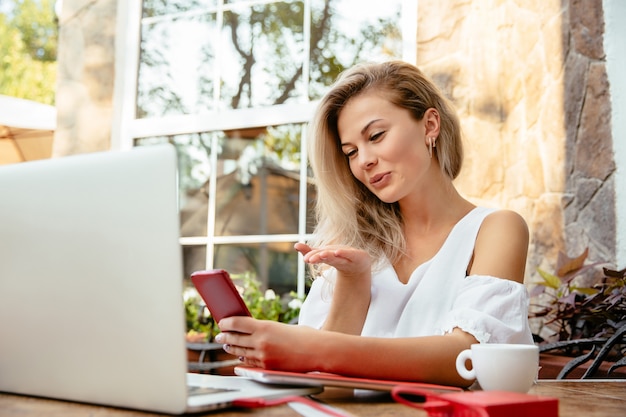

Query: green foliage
<box><xmin>238</xmin><ymin>272</ymin><xmax>303</xmax><ymax>324</ymax></box>
<box><xmin>184</xmin><ymin>272</ymin><xmax>304</xmax><ymax>342</ymax></box>
<box><xmin>184</xmin><ymin>291</ymin><xmax>219</xmax><ymax>340</ymax></box>
<box><xmin>263</xmin><ymin>125</ymin><xmax>303</xmax><ymax>167</ymax></box>
<box><xmin>13</xmin><ymin>0</ymin><xmax>57</xmax><ymax>61</ymax></box>
<box><xmin>530</xmin><ymin>248</ymin><xmax>626</xmax><ymax>342</ymax></box>
<box><xmin>0</xmin><ymin>0</ymin><xmax>57</xmax><ymax>104</ymax></box>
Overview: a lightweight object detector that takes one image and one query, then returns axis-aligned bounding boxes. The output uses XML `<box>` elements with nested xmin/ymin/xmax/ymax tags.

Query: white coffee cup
<box><xmin>455</xmin><ymin>343</ymin><xmax>539</xmax><ymax>393</ymax></box>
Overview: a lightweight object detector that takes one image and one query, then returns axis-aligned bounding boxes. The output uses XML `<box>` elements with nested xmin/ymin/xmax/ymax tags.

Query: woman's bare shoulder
<box><xmin>470</xmin><ymin>209</ymin><xmax>529</xmax><ymax>283</ymax></box>
<box><xmin>483</xmin><ymin>209</ymin><xmax>529</xmax><ymax>235</ymax></box>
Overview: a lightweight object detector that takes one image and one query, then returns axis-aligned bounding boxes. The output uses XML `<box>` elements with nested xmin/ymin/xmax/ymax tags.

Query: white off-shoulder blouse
<box><xmin>298</xmin><ymin>206</ymin><xmax>533</xmax><ymax>345</ymax></box>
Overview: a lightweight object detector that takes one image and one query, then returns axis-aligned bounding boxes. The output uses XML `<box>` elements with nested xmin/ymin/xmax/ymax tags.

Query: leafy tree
<box><xmin>0</xmin><ymin>0</ymin><xmax>57</xmax><ymax>104</ymax></box>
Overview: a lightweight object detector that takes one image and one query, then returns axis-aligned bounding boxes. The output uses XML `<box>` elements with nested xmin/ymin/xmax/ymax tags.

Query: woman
<box><xmin>215</xmin><ymin>61</ymin><xmax>532</xmax><ymax>387</ymax></box>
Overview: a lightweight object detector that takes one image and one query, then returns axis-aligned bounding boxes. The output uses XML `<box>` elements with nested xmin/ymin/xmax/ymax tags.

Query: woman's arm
<box><xmin>216</xmin><ymin>317</ymin><xmax>477</xmax><ymax>387</ymax></box>
<box><xmin>294</xmin><ymin>243</ymin><xmax>372</xmax><ymax>335</ymax></box>
<box><xmin>322</xmin><ymin>327</ymin><xmax>478</xmax><ymax>386</ymax></box>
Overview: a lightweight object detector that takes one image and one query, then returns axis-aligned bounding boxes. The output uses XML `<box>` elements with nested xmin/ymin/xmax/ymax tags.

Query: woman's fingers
<box><xmin>221</xmin><ymin>339</ymin><xmax>248</xmax><ymax>356</ymax></box>
<box><xmin>215</xmin><ymin>318</ymin><xmax>278</xmax><ymax>368</ymax></box>
<box><xmin>301</xmin><ymin>247</ymin><xmax>370</xmax><ymax>274</ymax></box>
<box><xmin>301</xmin><ymin>247</ymin><xmax>349</xmax><ymax>263</ymax></box>
<box><xmin>217</xmin><ymin>316</ymin><xmax>255</xmax><ymax>334</ymax></box>
<box><xmin>214</xmin><ymin>319</ymin><xmax>258</xmax><ymax>362</ymax></box>
<box><xmin>294</xmin><ymin>242</ymin><xmax>311</xmax><ymax>254</ymax></box>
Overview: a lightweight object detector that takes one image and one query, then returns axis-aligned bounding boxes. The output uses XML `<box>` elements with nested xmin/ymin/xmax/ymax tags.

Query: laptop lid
<box><xmin>0</xmin><ymin>145</ymin><xmax>320</xmax><ymax>414</ymax></box>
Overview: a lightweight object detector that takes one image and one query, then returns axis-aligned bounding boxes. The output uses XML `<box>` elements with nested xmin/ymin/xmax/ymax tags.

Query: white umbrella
<box><xmin>0</xmin><ymin>95</ymin><xmax>56</xmax><ymax>164</ymax></box>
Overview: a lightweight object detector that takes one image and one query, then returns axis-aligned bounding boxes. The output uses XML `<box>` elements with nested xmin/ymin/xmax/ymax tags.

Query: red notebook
<box><xmin>392</xmin><ymin>386</ymin><xmax>559</xmax><ymax>417</ymax></box>
<box><xmin>234</xmin><ymin>366</ymin><xmax>463</xmax><ymax>394</ymax></box>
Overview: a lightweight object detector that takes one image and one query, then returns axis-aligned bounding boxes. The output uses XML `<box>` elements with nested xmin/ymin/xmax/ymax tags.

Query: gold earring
<box><xmin>428</xmin><ymin>138</ymin><xmax>433</xmax><ymax>158</ymax></box>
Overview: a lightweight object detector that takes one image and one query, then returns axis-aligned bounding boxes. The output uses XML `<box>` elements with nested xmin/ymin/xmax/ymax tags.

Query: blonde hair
<box><xmin>307</xmin><ymin>61</ymin><xmax>463</xmax><ymax>269</ymax></box>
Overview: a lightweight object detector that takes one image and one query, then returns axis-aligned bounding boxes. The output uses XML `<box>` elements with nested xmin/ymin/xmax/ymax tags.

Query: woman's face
<box><xmin>337</xmin><ymin>91</ymin><xmax>435</xmax><ymax>204</ymax></box>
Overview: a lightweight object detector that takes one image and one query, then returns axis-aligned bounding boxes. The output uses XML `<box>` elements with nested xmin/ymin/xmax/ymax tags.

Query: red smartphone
<box><xmin>190</xmin><ymin>269</ymin><xmax>251</xmax><ymax>323</ymax></box>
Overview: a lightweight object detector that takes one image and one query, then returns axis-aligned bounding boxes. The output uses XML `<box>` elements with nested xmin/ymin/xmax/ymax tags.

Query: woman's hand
<box><xmin>295</xmin><ymin>242</ymin><xmax>372</xmax><ymax>334</ymax></box>
<box><xmin>215</xmin><ymin>316</ymin><xmax>320</xmax><ymax>371</ymax></box>
<box><xmin>294</xmin><ymin>242</ymin><xmax>371</xmax><ymax>281</ymax></box>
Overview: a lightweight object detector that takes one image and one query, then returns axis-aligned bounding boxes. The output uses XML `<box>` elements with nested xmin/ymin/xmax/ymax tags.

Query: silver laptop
<box><xmin>0</xmin><ymin>145</ymin><xmax>320</xmax><ymax>414</ymax></box>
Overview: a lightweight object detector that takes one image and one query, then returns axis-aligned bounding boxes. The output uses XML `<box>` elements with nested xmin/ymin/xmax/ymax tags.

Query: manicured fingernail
<box><xmin>223</xmin><ymin>344</ymin><xmax>231</xmax><ymax>351</ymax></box>
<box><xmin>214</xmin><ymin>334</ymin><xmax>223</xmax><ymax>343</ymax></box>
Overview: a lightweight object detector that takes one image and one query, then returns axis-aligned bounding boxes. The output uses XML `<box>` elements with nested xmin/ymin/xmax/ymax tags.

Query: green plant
<box><xmin>184</xmin><ymin>272</ymin><xmax>305</xmax><ymax>342</ymax></box>
<box><xmin>184</xmin><ymin>287</ymin><xmax>219</xmax><ymax>342</ymax></box>
<box><xmin>530</xmin><ymin>248</ymin><xmax>626</xmax><ymax>342</ymax></box>
<box><xmin>238</xmin><ymin>272</ymin><xmax>303</xmax><ymax>324</ymax></box>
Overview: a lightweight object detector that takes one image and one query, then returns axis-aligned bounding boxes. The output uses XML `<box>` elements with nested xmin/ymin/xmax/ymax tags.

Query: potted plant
<box><xmin>529</xmin><ymin>248</ymin><xmax>626</xmax><ymax>379</ymax></box>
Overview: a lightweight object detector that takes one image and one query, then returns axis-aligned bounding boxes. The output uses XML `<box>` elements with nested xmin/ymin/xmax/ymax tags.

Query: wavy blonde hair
<box><xmin>307</xmin><ymin>61</ymin><xmax>463</xmax><ymax>271</ymax></box>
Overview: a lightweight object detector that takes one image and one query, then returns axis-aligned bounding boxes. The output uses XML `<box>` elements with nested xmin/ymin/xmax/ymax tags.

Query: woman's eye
<box><xmin>345</xmin><ymin>149</ymin><xmax>357</xmax><ymax>158</ymax></box>
<box><xmin>369</xmin><ymin>131</ymin><xmax>384</xmax><ymax>141</ymax></box>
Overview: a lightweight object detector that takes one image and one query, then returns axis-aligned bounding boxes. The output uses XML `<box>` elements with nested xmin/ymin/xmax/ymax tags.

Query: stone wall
<box><xmin>55</xmin><ymin>0</ymin><xmax>617</xmax><ymax>280</ymax></box>
<box><xmin>417</xmin><ymin>0</ymin><xmax>616</xmax><ymax>280</ymax></box>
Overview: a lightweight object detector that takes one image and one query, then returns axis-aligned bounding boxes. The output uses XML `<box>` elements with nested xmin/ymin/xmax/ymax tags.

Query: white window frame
<box><xmin>604</xmin><ymin>0</ymin><xmax>626</xmax><ymax>267</ymax></box>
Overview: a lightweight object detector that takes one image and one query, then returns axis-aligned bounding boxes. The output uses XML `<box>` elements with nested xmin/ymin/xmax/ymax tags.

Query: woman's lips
<box><xmin>370</xmin><ymin>172</ymin><xmax>391</xmax><ymax>188</ymax></box>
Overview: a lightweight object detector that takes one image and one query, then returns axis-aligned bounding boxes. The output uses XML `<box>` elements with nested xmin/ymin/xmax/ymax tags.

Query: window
<box><xmin>113</xmin><ymin>0</ymin><xmax>413</xmax><ymax>297</ymax></box>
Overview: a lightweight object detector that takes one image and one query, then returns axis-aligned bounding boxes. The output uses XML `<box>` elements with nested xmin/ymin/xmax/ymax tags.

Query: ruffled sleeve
<box><xmin>439</xmin><ymin>275</ymin><xmax>533</xmax><ymax>344</ymax></box>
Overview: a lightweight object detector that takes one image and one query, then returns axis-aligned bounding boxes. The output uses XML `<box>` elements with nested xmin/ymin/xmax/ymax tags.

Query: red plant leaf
<box><xmin>558</xmin><ymin>292</ymin><xmax>577</xmax><ymax>306</ymax></box>
<box><xmin>556</xmin><ymin>248</ymin><xmax>589</xmax><ymax>277</ymax></box>
<box><xmin>604</xmin><ymin>267</ymin><xmax>626</xmax><ymax>278</ymax></box>
<box><xmin>529</xmin><ymin>284</ymin><xmax>546</xmax><ymax>297</ymax></box>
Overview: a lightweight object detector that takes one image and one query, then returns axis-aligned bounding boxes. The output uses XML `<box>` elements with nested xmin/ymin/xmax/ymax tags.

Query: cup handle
<box><xmin>455</xmin><ymin>349</ymin><xmax>475</xmax><ymax>380</ymax></box>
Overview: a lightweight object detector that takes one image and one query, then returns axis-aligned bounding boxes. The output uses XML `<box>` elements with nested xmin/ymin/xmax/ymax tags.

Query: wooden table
<box><xmin>1</xmin><ymin>380</ymin><xmax>624</xmax><ymax>416</ymax></box>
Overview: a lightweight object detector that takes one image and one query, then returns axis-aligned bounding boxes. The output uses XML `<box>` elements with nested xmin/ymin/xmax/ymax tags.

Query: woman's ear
<box><xmin>423</xmin><ymin>108</ymin><xmax>440</xmax><ymax>139</ymax></box>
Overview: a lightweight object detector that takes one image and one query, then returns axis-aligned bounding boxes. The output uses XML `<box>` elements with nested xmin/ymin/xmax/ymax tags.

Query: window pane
<box><xmin>214</xmin><ymin>242</ymin><xmax>299</xmax><ymax>295</ymax></box>
<box><xmin>215</xmin><ymin>165</ymin><xmax>302</xmax><ymax>236</ymax></box>
<box><xmin>214</xmin><ymin>124</ymin><xmax>314</xmax><ymax>236</ymax></box>
<box><xmin>135</xmin><ymin>133</ymin><xmax>216</xmax><ymax>238</ymax></box>
<box><xmin>182</xmin><ymin>244</ymin><xmax>207</xmax><ymax>281</ymax></box>
<box><xmin>308</xmin><ymin>0</ymin><xmax>403</xmax><ymax>99</ymax></box>
<box><xmin>220</xmin><ymin>1</ymin><xmax>306</xmax><ymax>109</ymax></box>
<box><xmin>142</xmin><ymin>0</ymin><xmax>217</xmax><ymax>18</ymax></box>
<box><xmin>138</xmin><ymin>12</ymin><xmax>217</xmax><ymax>118</ymax></box>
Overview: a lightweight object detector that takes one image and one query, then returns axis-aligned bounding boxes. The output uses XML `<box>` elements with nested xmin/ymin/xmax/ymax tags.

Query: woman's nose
<box><xmin>358</xmin><ymin>150</ymin><xmax>376</xmax><ymax>169</ymax></box>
